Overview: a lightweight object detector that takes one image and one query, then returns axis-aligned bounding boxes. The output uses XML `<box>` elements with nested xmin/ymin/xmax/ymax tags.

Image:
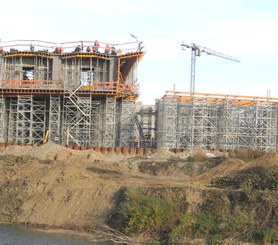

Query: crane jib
<box><xmin>181</xmin><ymin>41</ymin><xmax>240</xmax><ymax>94</ymax></box>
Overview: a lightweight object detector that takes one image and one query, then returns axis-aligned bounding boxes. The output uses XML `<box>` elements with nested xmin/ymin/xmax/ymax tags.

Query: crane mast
<box><xmin>181</xmin><ymin>42</ymin><xmax>240</xmax><ymax>94</ymax></box>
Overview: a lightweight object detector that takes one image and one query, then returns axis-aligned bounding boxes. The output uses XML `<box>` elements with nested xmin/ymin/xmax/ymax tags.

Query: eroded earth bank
<box><xmin>0</xmin><ymin>142</ymin><xmax>277</xmax><ymax>244</ymax></box>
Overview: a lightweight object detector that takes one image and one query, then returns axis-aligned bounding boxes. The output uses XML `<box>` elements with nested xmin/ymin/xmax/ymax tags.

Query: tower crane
<box><xmin>181</xmin><ymin>41</ymin><xmax>240</xmax><ymax>94</ymax></box>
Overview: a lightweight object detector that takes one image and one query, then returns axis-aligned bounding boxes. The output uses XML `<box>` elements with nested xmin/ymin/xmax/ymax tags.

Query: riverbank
<box><xmin>0</xmin><ymin>142</ymin><xmax>277</xmax><ymax>244</ymax></box>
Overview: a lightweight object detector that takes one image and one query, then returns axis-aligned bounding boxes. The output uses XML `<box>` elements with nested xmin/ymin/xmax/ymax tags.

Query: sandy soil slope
<box><xmin>0</xmin><ymin>142</ymin><xmax>276</xmax><ymax>243</ymax></box>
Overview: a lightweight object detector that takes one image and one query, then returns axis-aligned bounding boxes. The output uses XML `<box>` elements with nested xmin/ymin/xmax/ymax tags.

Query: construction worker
<box><xmin>111</xmin><ymin>46</ymin><xmax>116</xmax><ymax>55</ymax></box>
<box><xmin>75</xmin><ymin>45</ymin><xmax>81</xmax><ymax>53</ymax></box>
<box><xmin>104</xmin><ymin>44</ymin><xmax>110</xmax><ymax>55</ymax></box>
<box><xmin>93</xmin><ymin>40</ymin><xmax>99</xmax><ymax>53</ymax></box>
<box><xmin>117</xmin><ymin>49</ymin><xmax>123</xmax><ymax>56</ymax></box>
<box><xmin>30</xmin><ymin>43</ymin><xmax>34</xmax><ymax>51</ymax></box>
<box><xmin>54</xmin><ymin>47</ymin><xmax>62</xmax><ymax>54</ymax></box>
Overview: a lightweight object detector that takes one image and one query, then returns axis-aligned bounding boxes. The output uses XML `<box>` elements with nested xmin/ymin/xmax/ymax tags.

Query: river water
<box><xmin>0</xmin><ymin>224</ymin><xmax>113</xmax><ymax>245</ymax></box>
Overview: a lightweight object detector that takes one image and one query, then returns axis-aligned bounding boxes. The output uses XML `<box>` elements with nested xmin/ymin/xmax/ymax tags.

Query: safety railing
<box><xmin>118</xmin><ymin>83</ymin><xmax>137</xmax><ymax>93</ymax></box>
<box><xmin>0</xmin><ymin>39</ymin><xmax>144</xmax><ymax>56</ymax></box>
<box><xmin>83</xmin><ymin>82</ymin><xmax>137</xmax><ymax>94</ymax></box>
<box><xmin>1</xmin><ymin>79</ymin><xmax>62</xmax><ymax>90</ymax></box>
<box><xmin>1</xmin><ymin>79</ymin><xmax>138</xmax><ymax>95</ymax></box>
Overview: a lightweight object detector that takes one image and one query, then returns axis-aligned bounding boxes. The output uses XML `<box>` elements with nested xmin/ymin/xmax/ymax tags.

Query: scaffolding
<box><xmin>116</xmin><ymin>99</ymin><xmax>136</xmax><ymax>147</ymax></box>
<box><xmin>156</xmin><ymin>98</ymin><xmax>178</xmax><ymax>148</ymax></box>
<box><xmin>2</xmin><ymin>39</ymin><xmax>277</xmax><ymax>151</ymax></box>
<box><xmin>177</xmin><ymin>101</ymin><xmax>218</xmax><ymax>149</ymax></box>
<box><xmin>0</xmin><ymin>94</ymin><xmax>5</xmax><ymax>142</ymax></box>
<box><xmin>49</xmin><ymin>95</ymin><xmax>61</xmax><ymax>143</ymax></box>
<box><xmin>0</xmin><ymin>39</ymin><xmax>144</xmax><ymax>147</ymax></box>
<box><xmin>156</xmin><ymin>91</ymin><xmax>278</xmax><ymax>151</ymax></box>
<box><xmin>135</xmin><ymin>105</ymin><xmax>155</xmax><ymax>148</ymax></box>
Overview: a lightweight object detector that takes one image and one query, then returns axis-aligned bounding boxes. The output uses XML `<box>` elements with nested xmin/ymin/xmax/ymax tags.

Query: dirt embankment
<box><xmin>0</xmin><ymin>142</ymin><xmax>277</xmax><ymax>243</ymax></box>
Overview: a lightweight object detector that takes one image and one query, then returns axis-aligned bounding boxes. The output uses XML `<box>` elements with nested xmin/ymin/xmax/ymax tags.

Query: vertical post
<box><xmin>190</xmin><ymin>46</ymin><xmax>196</xmax><ymax>95</ymax></box>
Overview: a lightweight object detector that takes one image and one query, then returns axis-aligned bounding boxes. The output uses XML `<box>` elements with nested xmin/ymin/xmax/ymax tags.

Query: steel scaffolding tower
<box><xmin>178</xmin><ymin>101</ymin><xmax>194</xmax><ymax>148</ymax></box>
<box><xmin>217</xmin><ymin>102</ymin><xmax>239</xmax><ymax>149</ymax></box>
<box><xmin>7</xmin><ymin>98</ymin><xmax>17</xmax><ymax>142</ymax></box>
<box><xmin>91</xmin><ymin>99</ymin><xmax>102</xmax><ymax>146</ymax></box>
<box><xmin>253</xmin><ymin>104</ymin><xmax>277</xmax><ymax>151</ymax></box>
<box><xmin>0</xmin><ymin>55</ymin><xmax>3</xmax><ymax>82</ymax></box>
<box><xmin>6</xmin><ymin>96</ymin><xmax>47</xmax><ymax>144</ymax></box>
<box><xmin>102</xmin><ymin>96</ymin><xmax>116</xmax><ymax>147</ymax></box>
<box><xmin>16</xmin><ymin>96</ymin><xmax>32</xmax><ymax>143</ymax></box>
<box><xmin>135</xmin><ymin>105</ymin><xmax>155</xmax><ymax>148</ymax></box>
<box><xmin>32</xmin><ymin>99</ymin><xmax>47</xmax><ymax>144</ymax></box>
<box><xmin>49</xmin><ymin>95</ymin><xmax>61</xmax><ymax>143</ymax></box>
<box><xmin>116</xmin><ymin>99</ymin><xmax>136</xmax><ymax>147</ymax></box>
<box><xmin>156</xmin><ymin>98</ymin><xmax>178</xmax><ymax>148</ymax></box>
<box><xmin>0</xmin><ymin>94</ymin><xmax>5</xmax><ymax>142</ymax></box>
<box><xmin>63</xmin><ymin>92</ymin><xmax>92</xmax><ymax>146</ymax></box>
<box><xmin>157</xmin><ymin>91</ymin><xmax>278</xmax><ymax>151</ymax></box>
<box><xmin>237</xmin><ymin>104</ymin><xmax>277</xmax><ymax>151</ymax></box>
<box><xmin>178</xmin><ymin>101</ymin><xmax>218</xmax><ymax>149</ymax></box>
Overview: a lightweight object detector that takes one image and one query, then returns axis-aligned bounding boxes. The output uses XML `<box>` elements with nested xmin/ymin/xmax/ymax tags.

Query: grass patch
<box><xmin>107</xmin><ymin>188</ymin><xmax>277</xmax><ymax>243</ymax></box>
<box><xmin>108</xmin><ymin>188</ymin><xmax>188</xmax><ymax>242</ymax></box>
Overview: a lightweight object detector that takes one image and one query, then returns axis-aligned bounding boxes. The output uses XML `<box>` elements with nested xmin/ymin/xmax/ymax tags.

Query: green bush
<box><xmin>108</xmin><ymin>188</ymin><xmax>187</xmax><ymax>241</ymax></box>
<box><xmin>186</xmin><ymin>156</ymin><xmax>195</xmax><ymax>162</ymax></box>
<box><xmin>108</xmin><ymin>188</ymin><xmax>277</xmax><ymax>243</ymax></box>
<box><xmin>170</xmin><ymin>214</ymin><xmax>197</xmax><ymax>240</ymax></box>
<box><xmin>252</xmin><ymin>229</ymin><xmax>278</xmax><ymax>243</ymax></box>
<box><xmin>240</xmin><ymin>181</ymin><xmax>256</xmax><ymax>201</ymax></box>
<box><xmin>195</xmin><ymin>195</ymin><xmax>230</xmax><ymax>236</ymax></box>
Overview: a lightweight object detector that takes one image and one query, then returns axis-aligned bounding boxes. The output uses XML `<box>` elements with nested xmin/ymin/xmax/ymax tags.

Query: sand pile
<box><xmin>0</xmin><ymin>144</ymin><xmax>33</xmax><ymax>156</ymax></box>
<box><xmin>195</xmin><ymin>158</ymin><xmax>246</xmax><ymax>183</ymax></box>
<box><xmin>153</xmin><ymin>148</ymin><xmax>175</xmax><ymax>160</ymax></box>
<box><xmin>0</xmin><ymin>141</ymin><xmax>104</xmax><ymax>162</ymax></box>
<box><xmin>246</xmin><ymin>153</ymin><xmax>278</xmax><ymax>168</ymax></box>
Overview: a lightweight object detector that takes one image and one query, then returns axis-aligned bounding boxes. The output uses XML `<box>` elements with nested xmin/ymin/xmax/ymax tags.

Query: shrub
<box><xmin>240</xmin><ymin>181</ymin><xmax>256</xmax><ymax>201</ymax></box>
<box><xmin>186</xmin><ymin>156</ymin><xmax>195</xmax><ymax>162</ymax></box>
<box><xmin>252</xmin><ymin>229</ymin><xmax>278</xmax><ymax>243</ymax></box>
<box><xmin>108</xmin><ymin>188</ymin><xmax>187</xmax><ymax>241</ymax></box>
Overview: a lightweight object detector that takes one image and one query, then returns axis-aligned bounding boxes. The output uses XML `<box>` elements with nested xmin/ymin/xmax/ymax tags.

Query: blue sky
<box><xmin>1</xmin><ymin>0</ymin><xmax>277</xmax><ymax>104</ymax></box>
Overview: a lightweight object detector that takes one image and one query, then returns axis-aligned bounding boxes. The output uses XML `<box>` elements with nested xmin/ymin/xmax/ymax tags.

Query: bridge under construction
<box><xmin>0</xmin><ymin>39</ymin><xmax>278</xmax><ymax>151</ymax></box>
<box><xmin>156</xmin><ymin>91</ymin><xmax>278</xmax><ymax>151</ymax></box>
<box><xmin>0</xmin><ymin>39</ymin><xmax>143</xmax><ymax>147</ymax></box>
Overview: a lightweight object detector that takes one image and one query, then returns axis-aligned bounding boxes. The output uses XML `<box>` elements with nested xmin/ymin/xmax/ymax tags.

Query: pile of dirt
<box><xmin>0</xmin><ymin>142</ymin><xmax>277</xmax><ymax>243</ymax></box>
<box><xmin>210</xmin><ymin>153</ymin><xmax>278</xmax><ymax>190</ymax></box>
<box><xmin>0</xmin><ymin>141</ymin><xmax>104</xmax><ymax>162</ymax></box>
<box><xmin>194</xmin><ymin>158</ymin><xmax>247</xmax><ymax>184</ymax></box>
<box><xmin>246</xmin><ymin>153</ymin><xmax>278</xmax><ymax>168</ymax></box>
<box><xmin>0</xmin><ymin>143</ymin><xmax>193</xmax><ymax>229</ymax></box>
<box><xmin>152</xmin><ymin>148</ymin><xmax>175</xmax><ymax>160</ymax></box>
<box><xmin>212</xmin><ymin>165</ymin><xmax>278</xmax><ymax>190</ymax></box>
<box><xmin>188</xmin><ymin>147</ymin><xmax>209</xmax><ymax>161</ymax></box>
<box><xmin>137</xmin><ymin>160</ymin><xmax>191</xmax><ymax>180</ymax></box>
